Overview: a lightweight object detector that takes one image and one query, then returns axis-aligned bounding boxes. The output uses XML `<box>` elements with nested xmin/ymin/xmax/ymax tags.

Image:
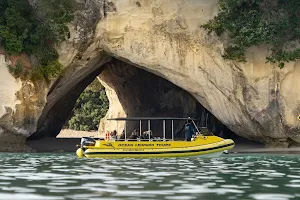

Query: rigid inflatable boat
<box><xmin>76</xmin><ymin>117</ymin><xmax>234</xmax><ymax>158</ymax></box>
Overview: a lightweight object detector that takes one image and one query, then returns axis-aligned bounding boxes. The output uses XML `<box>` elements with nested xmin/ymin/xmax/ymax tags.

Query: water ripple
<box><xmin>0</xmin><ymin>153</ymin><xmax>300</xmax><ymax>200</ymax></box>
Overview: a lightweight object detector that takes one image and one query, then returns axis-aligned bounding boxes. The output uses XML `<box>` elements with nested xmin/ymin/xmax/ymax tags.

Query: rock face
<box><xmin>0</xmin><ymin>54</ymin><xmax>46</xmax><ymax>151</ymax></box>
<box><xmin>28</xmin><ymin>55</ymin><xmax>111</xmax><ymax>140</ymax></box>
<box><xmin>0</xmin><ymin>55</ymin><xmax>22</xmax><ymax>121</ymax></box>
<box><xmin>95</xmin><ymin>0</ymin><xmax>300</xmax><ymax>147</ymax></box>
<box><xmin>0</xmin><ymin>0</ymin><xmax>300</xmax><ymax>149</ymax></box>
<box><xmin>98</xmin><ymin>77</ymin><xmax>126</xmax><ymax>135</ymax></box>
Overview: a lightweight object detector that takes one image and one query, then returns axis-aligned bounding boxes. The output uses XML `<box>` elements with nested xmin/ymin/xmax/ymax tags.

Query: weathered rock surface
<box><xmin>98</xmin><ymin>77</ymin><xmax>126</xmax><ymax>135</ymax></box>
<box><xmin>95</xmin><ymin>0</ymin><xmax>300</xmax><ymax>147</ymax></box>
<box><xmin>0</xmin><ymin>0</ymin><xmax>300</xmax><ymax>150</ymax></box>
<box><xmin>0</xmin><ymin>55</ymin><xmax>22</xmax><ymax>120</ymax></box>
<box><xmin>28</xmin><ymin>55</ymin><xmax>111</xmax><ymax>140</ymax></box>
<box><xmin>0</xmin><ymin>53</ymin><xmax>47</xmax><ymax>151</ymax></box>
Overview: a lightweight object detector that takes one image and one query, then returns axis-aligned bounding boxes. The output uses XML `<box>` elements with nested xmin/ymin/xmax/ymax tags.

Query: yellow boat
<box><xmin>76</xmin><ymin>117</ymin><xmax>235</xmax><ymax>158</ymax></box>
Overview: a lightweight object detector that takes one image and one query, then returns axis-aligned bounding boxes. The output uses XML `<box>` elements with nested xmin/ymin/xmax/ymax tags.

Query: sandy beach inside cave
<box><xmin>56</xmin><ymin>129</ymin><xmax>104</xmax><ymax>138</ymax></box>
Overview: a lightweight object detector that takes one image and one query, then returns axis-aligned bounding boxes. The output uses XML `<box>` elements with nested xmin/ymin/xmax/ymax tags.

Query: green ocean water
<box><xmin>0</xmin><ymin>153</ymin><xmax>300</xmax><ymax>200</ymax></box>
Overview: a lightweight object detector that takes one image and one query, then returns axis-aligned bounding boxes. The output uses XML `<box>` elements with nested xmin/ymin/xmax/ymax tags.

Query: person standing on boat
<box><xmin>185</xmin><ymin>120</ymin><xmax>195</xmax><ymax>141</ymax></box>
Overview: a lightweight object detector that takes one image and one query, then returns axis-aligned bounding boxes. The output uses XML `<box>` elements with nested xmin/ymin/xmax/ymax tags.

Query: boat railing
<box><xmin>106</xmin><ymin>117</ymin><xmax>208</xmax><ymax>142</ymax></box>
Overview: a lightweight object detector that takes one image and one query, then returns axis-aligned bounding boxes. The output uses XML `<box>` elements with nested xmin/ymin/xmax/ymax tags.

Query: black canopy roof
<box><xmin>107</xmin><ymin>117</ymin><xmax>197</xmax><ymax>121</ymax></box>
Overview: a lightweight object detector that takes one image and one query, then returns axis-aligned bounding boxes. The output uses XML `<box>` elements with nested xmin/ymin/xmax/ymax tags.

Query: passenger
<box><xmin>119</xmin><ymin>130</ymin><xmax>125</xmax><ymax>140</ymax></box>
<box><xmin>142</xmin><ymin>130</ymin><xmax>153</xmax><ymax>140</ymax></box>
<box><xmin>110</xmin><ymin>130</ymin><xmax>117</xmax><ymax>140</ymax></box>
<box><xmin>185</xmin><ymin>120</ymin><xmax>195</xmax><ymax>141</ymax></box>
<box><xmin>129</xmin><ymin>130</ymin><xmax>139</xmax><ymax>140</ymax></box>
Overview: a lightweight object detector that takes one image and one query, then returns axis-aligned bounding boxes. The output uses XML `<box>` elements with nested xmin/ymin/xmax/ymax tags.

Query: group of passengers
<box><xmin>105</xmin><ymin>120</ymin><xmax>196</xmax><ymax>141</ymax></box>
<box><xmin>106</xmin><ymin>129</ymin><xmax>154</xmax><ymax>141</ymax></box>
<box><xmin>127</xmin><ymin>129</ymin><xmax>156</xmax><ymax>140</ymax></box>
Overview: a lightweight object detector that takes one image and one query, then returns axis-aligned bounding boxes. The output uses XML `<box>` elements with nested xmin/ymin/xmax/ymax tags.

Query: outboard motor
<box><xmin>81</xmin><ymin>137</ymin><xmax>96</xmax><ymax>147</ymax></box>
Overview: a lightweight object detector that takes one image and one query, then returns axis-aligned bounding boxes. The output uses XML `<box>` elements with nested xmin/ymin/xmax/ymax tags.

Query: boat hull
<box><xmin>84</xmin><ymin>147</ymin><xmax>226</xmax><ymax>158</ymax></box>
<box><xmin>78</xmin><ymin>136</ymin><xmax>234</xmax><ymax>158</ymax></box>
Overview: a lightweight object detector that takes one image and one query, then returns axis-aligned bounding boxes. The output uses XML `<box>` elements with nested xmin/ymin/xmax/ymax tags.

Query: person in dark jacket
<box><xmin>185</xmin><ymin>120</ymin><xmax>195</xmax><ymax>141</ymax></box>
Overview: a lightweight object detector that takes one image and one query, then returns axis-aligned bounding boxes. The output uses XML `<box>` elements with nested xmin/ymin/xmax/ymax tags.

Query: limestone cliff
<box><xmin>98</xmin><ymin>77</ymin><xmax>126</xmax><ymax>135</ymax></box>
<box><xmin>0</xmin><ymin>54</ymin><xmax>46</xmax><ymax>151</ymax></box>
<box><xmin>94</xmin><ymin>0</ymin><xmax>300</xmax><ymax>147</ymax></box>
<box><xmin>0</xmin><ymin>0</ymin><xmax>300</xmax><ymax>150</ymax></box>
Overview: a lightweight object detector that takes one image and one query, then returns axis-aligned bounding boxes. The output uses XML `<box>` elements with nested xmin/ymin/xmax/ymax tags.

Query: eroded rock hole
<box><xmin>61</xmin><ymin>79</ymin><xmax>109</xmax><ymax>133</ymax></box>
<box><xmin>28</xmin><ymin>56</ymin><xmax>254</xmax><ymax>147</ymax></box>
<box><xmin>98</xmin><ymin>59</ymin><xmax>240</xmax><ymax>141</ymax></box>
<box><xmin>27</xmin><ymin>55</ymin><xmax>111</xmax><ymax>140</ymax></box>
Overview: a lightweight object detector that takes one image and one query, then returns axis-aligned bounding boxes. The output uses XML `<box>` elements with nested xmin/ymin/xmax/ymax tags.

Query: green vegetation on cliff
<box><xmin>65</xmin><ymin>80</ymin><xmax>109</xmax><ymax>131</ymax></box>
<box><xmin>202</xmin><ymin>0</ymin><xmax>300</xmax><ymax>68</ymax></box>
<box><xmin>0</xmin><ymin>0</ymin><xmax>74</xmax><ymax>79</ymax></box>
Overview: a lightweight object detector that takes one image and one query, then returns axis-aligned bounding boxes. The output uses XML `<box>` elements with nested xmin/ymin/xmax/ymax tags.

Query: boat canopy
<box><xmin>107</xmin><ymin>117</ymin><xmax>198</xmax><ymax>121</ymax></box>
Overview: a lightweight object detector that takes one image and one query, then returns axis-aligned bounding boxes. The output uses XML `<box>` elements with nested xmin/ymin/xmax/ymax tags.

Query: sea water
<box><xmin>0</xmin><ymin>153</ymin><xmax>300</xmax><ymax>200</ymax></box>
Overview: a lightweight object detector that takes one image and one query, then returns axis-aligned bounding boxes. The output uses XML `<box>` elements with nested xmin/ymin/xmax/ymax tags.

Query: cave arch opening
<box><xmin>97</xmin><ymin>58</ymin><xmax>239</xmax><ymax>141</ymax></box>
<box><xmin>27</xmin><ymin>56</ymin><xmax>252</xmax><ymax>147</ymax></box>
<box><xmin>59</xmin><ymin>78</ymin><xmax>109</xmax><ymax>136</ymax></box>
